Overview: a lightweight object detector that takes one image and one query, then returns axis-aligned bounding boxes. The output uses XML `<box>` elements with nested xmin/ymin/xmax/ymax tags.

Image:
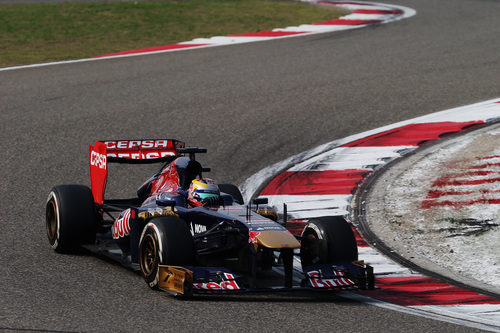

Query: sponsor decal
<box><xmin>158</xmin><ymin>266</ymin><xmax>193</xmax><ymax>295</ymax></box>
<box><xmin>248</xmin><ymin>231</ymin><xmax>260</xmax><ymax>243</ymax></box>
<box><xmin>246</xmin><ymin>219</ymin><xmax>276</xmax><ymax>224</ymax></box>
<box><xmin>89</xmin><ymin>142</ymin><xmax>108</xmax><ymax>204</ymax></box>
<box><xmin>99</xmin><ymin>140</ymin><xmax>179</xmax><ymax>160</ymax></box>
<box><xmin>193</xmin><ymin>273</ymin><xmax>240</xmax><ymax>290</ymax></box>
<box><xmin>163</xmin><ymin>270</ymin><xmax>184</xmax><ymax>292</ymax></box>
<box><xmin>138</xmin><ymin>207</ymin><xmax>178</xmax><ymax>220</ymax></box>
<box><xmin>112</xmin><ymin>209</ymin><xmax>132</xmax><ymax>239</ymax></box>
<box><xmin>106</xmin><ymin>151</ymin><xmax>175</xmax><ymax>159</ymax></box>
<box><xmin>190</xmin><ymin>223</ymin><xmax>207</xmax><ymax>235</ymax></box>
<box><xmin>307</xmin><ymin>270</ymin><xmax>354</xmax><ymax>289</ymax></box>
<box><xmin>247</xmin><ymin>224</ymin><xmax>283</xmax><ymax>230</ymax></box>
<box><xmin>104</xmin><ymin>140</ymin><xmax>173</xmax><ymax>150</ymax></box>
<box><xmin>90</xmin><ymin>150</ymin><xmax>107</xmax><ymax>169</ymax></box>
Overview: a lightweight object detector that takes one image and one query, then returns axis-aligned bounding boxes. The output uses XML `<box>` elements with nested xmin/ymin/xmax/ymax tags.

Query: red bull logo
<box><xmin>193</xmin><ymin>273</ymin><xmax>240</xmax><ymax>290</ymax></box>
<box><xmin>112</xmin><ymin>209</ymin><xmax>132</xmax><ymax>239</ymax></box>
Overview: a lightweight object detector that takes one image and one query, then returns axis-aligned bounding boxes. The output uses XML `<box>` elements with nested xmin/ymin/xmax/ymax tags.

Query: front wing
<box><xmin>157</xmin><ymin>262</ymin><xmax>374</xmax><ymax>296</ymax></box>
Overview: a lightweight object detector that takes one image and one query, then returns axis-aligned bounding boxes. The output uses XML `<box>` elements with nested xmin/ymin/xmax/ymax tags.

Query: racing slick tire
<box><xmin>139</xmin><ymin>217</ymin><xmax>194</xmax><ymax>290</ymax></box>
<box><xmin>45</xmin><ymin>185</ymin><xmax>97</xmax><ymax>253</ymax></box>
<box><xmin>218</xmin><ymin>183</ymin><xmax>244</xmax><ymax>204</ymax></box>
<box><xmin>300</xmin><ymin>216</ymin><xmax>358</xmax><ymax>269</ymax></box>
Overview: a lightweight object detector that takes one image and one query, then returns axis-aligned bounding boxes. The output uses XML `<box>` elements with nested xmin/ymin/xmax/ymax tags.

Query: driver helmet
<box><xmin>188</xmin><ymin>178</ymin><xmax>220</xmax><ymax>207</ymax></box>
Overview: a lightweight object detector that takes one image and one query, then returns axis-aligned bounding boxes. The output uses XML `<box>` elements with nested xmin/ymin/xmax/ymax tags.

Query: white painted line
<box><xmin>358</xmin><ymin>246</ymin><xmax>416</xmax><ymax>276</ymax></box>
<box><xmin>275</xmin><ymin>25</ymin><xmax>359</xmax><ymax>33</ymax></box>
<box><xmin>0</xmin><ymin>1</ymin><xmax>416</xmax><ymax>72</ymax></box>
<box><xmin>289</xmin><ymin>146</ymin><xmax>413</xmax><ymax>171</ymax></box>
<box><xmin>340</xmin><ymin>292</ymin><xmax>500</xmax><ymax>333</ymax></box>
<box><xmin>265</xmin><ymin>194</ymin><xmax>351</xmax><ymax>218</ymax></box>
<box><xmin>410</xmin><ymin>304</ymin><xmax>500</xmax><ymax>329</ymax></box>
<box><xmin>0</xmin><ymin>43</ymin><xmax>222</xmax><ymax>72</ymax></box>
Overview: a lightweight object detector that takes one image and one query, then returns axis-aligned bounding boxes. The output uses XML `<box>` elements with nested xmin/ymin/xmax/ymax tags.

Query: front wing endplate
<box><xmin>158</xmin><ymin>265</ymin><xmax>194</xmax><ymax>296</ymax></box>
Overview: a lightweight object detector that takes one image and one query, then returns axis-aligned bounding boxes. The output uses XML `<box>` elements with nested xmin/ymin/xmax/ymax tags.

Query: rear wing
<box><xmin>89</xmin><ymin>139</ymin><xmax>185</xmax><ymax>204</ymax></box>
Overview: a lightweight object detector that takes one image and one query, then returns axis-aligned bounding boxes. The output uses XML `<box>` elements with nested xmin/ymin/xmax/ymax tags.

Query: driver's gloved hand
<box><xmin>202</xmin><ymin>196</ymin><xmax>222</xmax><ymax>206</ymax></box>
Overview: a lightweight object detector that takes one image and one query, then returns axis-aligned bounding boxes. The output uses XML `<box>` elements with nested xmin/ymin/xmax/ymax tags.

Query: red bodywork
<box><xmin>89</xmin><ymin>139</ymin><xmax>185</xmax><ymax>204</ymax></box>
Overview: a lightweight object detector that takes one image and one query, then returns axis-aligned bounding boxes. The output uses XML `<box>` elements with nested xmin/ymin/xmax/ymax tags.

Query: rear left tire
<box><xmin>45</xmin><ymin>185</ymin><xmax>97</xmax><ymax>253</ymax></box>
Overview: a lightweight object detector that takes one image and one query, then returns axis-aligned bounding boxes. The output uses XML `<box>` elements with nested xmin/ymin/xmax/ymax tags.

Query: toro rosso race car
<box><xmin>45</xmin><ymin>139</ymin><xmax>374</xmax><ymax>296</ymax></box>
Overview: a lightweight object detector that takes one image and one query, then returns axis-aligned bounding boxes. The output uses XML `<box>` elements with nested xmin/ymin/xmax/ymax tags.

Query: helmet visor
<box><xmin>195</xmin><ymin>189</ymin><xmax>220</xmax><ymax>201</ymax></box>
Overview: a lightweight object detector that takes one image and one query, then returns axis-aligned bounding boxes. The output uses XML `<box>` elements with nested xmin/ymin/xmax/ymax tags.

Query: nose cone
<box><xmin>256</xmin><ymin>230</ymin><xmax>300</xmax><ymax>249</ymax></box>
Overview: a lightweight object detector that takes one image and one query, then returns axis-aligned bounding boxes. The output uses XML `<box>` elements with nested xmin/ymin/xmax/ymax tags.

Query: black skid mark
<box><xmin>435</xmin><ymin>218</ymin><xmax>499</xmax><ymax>237</ymax></box>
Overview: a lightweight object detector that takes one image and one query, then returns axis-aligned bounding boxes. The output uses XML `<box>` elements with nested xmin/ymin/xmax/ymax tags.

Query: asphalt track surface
<box><xmin>1</xmin><ymin>0</ymin><xmax>500</xmax><ymax>331</ymax></box>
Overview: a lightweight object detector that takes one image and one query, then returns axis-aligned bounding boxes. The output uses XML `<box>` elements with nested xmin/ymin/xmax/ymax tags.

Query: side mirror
<box><xmin>253</xmin><ymin>198</ymin><xmax>268</xmax><ymax>205</ymax></box>
<box><xmin>253</xmin><ymin>197</ymin><xmax>268</xmax><ymax>211</ymax></box>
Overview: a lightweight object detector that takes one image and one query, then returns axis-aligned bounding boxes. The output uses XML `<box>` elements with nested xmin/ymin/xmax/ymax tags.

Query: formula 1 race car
<box><xmin>45</xmin><ymin>139</ymin><xmax>374</xmax><ymax>296</ymax></box>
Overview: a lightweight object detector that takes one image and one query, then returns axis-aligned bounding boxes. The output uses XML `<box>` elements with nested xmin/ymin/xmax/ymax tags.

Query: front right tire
<box><xmin>300</xmin><ymin>216</ymin><xmax>358</xmax><ymax>269</ymax></box>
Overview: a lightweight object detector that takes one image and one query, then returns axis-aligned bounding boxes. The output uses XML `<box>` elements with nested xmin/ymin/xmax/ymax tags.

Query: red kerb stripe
<box><xmin>431</xmin><ymin>171</ymin><xmax>500</xmax><ymax>187</ymax></box>
<box><xmin>359</xmin><ymin>276</ymin><xmax>500</xmax><ymax>306</ymax></box>
<box><xmin>433</xmin><ymin>176</ymin><xmax>500</xmax><ymax>187</ymax></box>
<box><xmin>95</xmin><ymin>44</ymin><xmax>209</xmax><ymax>58</ymax></box>
<box><xmin>426</xmin><ymin>189</ymin><xmax>473</xmax><ymax>198</ymax></box>
<box><xmin>352</xmin><ymin>227</ymin><xmax>369</xmax><ymax>247</ymax></box>
<box><xmin>286</xmin><ymin>220</ymin><xmax>308</xmax><ymax>237</ymax></box>
<box><xmin>479</xmin><ymin>155</ymin><xmax>500</xmax><ymax>160</ymax></box>
<box><xmin>260</xmin><ymin>169</ymin><xmax>371</xmax><ymax>195</ymax></box>
<box><xmin>229</xmin><ymin>31</ymin><xmax>307</xmax><ymax>37</ymax></box>
<box><xmin>317</xmin><ymin>1</ymin><xmax>378</xmax><ymax>5</ymax></box>
<box><xmin>314</xmin><ymin>18</ymin><xmax>382</xmax><ymax>25</ymax></box>
<box><xmin>469</xmin><ymin>162</ymin><xmax>500</xmax><ymax>169</ymax></box>
<box><xmin>342</xmin><ymin>121</ymin><xmax>483</xmax><ymax>147</ymax></box>
<box><xmin>426</xmin><ymin>188</ymin><xmax>500</xmax><ymax>198</ymax></box>
<box><xmin>422</xmin><ymin>198</ymin><xmax>500</xmax><ymax>209</ymax></box>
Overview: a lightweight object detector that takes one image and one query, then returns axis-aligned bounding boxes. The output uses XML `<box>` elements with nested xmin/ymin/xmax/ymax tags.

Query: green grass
<box><xmin>0</xmin><ymin>0</ymin><xmax>346</xmax><ymax>67</ymax></box>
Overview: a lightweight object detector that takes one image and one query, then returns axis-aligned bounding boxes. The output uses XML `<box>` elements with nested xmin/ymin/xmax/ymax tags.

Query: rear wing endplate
<box><xmin>89</xmin><ymin>139</ymin><xmax>185</xmax><ymax>204</ymax></box>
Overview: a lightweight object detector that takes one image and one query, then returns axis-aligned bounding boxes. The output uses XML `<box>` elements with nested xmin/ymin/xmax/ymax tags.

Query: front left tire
<box><xmin>139</xmin><ymin>217</ymin><xmax>194</xmax><ymax>290</ymax></box>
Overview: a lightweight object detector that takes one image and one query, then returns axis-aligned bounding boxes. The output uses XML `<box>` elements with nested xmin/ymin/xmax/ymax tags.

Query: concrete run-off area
<box><xmin>366</xmin><ymin>123</ymin><xmax>500</xmax><ymax>295</ymax></box>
